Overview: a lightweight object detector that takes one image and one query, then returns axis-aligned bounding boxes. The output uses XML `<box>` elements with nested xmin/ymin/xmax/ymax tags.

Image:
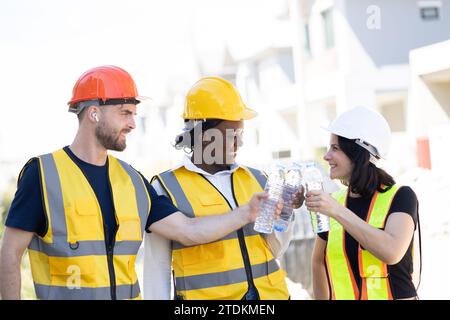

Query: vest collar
<box><xmin>173</xmin><ymin>155</ymin><xmax>240</xmax><ymax>177</ymax></box>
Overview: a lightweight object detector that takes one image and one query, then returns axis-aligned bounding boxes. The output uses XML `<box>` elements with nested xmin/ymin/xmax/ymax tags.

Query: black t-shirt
<box><xmin>318</xmin><ymin>186</ymin><xmax>419</xmax><ymax>299</ymax></box>
<box><xmin>5</xmin><ymin>146</ymin><xmax>179</xmax><ymax>245</ymax></box>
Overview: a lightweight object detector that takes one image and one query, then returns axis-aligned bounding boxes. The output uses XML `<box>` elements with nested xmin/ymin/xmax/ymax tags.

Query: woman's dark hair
<box><xmin>174</xmin><ymin>119</ymin><xmax>223</xmax><ymax>151</ymax></box>
<box><xmin>337</xmin><ymin>135</ymin><xmax>395</xmax><ymax>198</ymax></box>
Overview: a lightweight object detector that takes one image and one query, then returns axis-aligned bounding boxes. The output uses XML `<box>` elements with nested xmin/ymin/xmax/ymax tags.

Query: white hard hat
<box><xmin>324</xmin><ymin>106</ymin><xmax>392</xmax><ymax>162</ymax></box>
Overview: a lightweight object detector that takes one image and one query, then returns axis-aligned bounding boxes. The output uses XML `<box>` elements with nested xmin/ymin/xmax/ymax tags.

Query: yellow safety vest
<box><xmin>326</xmin><ymin>185</ymin><xmax>400</xmax><ymax>300</ymax></box>
<box><xmin>26</xmin><ymin>148</ymin><xmax>151</xmax><ymax>300</ymax></box>
<box><xmin>154</xmin><ymin>166</ymin><xmax>289</xmax><ymax>300</ymax></box>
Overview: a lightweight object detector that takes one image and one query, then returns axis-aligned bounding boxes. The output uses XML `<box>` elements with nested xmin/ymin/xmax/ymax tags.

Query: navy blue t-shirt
<box><xmin>5</xmin><ymin>146</ymin><xmax>178</xmax><ymax>244</ymax></box>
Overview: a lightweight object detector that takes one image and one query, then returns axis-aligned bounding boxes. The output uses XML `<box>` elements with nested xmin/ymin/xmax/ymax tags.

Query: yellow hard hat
<box><xmin>182</xmin><ymin>76</ymin><xmax>257</xmax><ymax>121</ymax></box>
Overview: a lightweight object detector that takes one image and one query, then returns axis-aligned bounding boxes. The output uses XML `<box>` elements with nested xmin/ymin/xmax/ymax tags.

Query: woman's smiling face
<box><xmin>323</xmin><ymin>134</ymin><xmax>354</xmax><ymax>182</ymax></box>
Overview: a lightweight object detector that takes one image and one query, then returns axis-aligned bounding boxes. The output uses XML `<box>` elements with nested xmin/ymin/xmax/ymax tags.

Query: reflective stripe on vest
<box><xmin>156</xmin><ymin>166</ymin><xmax>289</xmax><ymax>300</ymax></box>
<box><xmin>34</xmin><ymin>281</ymin><xmax>140</xmax><ymax>300</ymax></box>
<box><xmin>157</xmin><ymin>170</ymin><xmax>194</xmax><ymax>217</ymax></box>
<box><xmin>175</xmin><ymin>259</ymin><xmax>280</xmax><ymax>291</ymax></box>
<box><xmin>245</xmin><ymin>167</ymin><xmax>267</xmax><ymax>190</ymax></box>
<box><xmin>326</xmin><ymin>185</ymin><xmax>400</xmax><ymax>300</ymax></box>
<box><xmin>28</xmin><ymin>149</ymin><xmax>150</xmax><ymax>300</ymax></box>
<box><xmin>29</xmin><ymin>237</ymin><xmax>142</xmax><ymax>257</ymax></box>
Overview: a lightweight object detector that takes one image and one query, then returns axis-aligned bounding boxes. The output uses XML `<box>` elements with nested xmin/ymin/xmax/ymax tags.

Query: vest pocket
<box><xmin>127</xmin><ymin>255</ymin><xmax>138</xmax><ymax>283</ymax></box>
<box><xmin>68</xmin><ymin>199</ymin><xmax>103</xmax><ymax>241</ymax></box>
<box><xmin>197</xmin><ymin>193</ymin><xmax>228</xmax><ymax>215</ymax></box>
<box><xmin>118</xmin><ymin>218</ymin><xmax>142</xmax><ymax>241</ymax></box>
<box><xmin>180</xmin><ymin>242</ymin><xmax>226</xmax><ymax>267</ymax></box>
<box><xmin>268</xmin><ymin>268</ymin><xmax>285</xmax><ymax>286</ymax></box>
<box><xmin>198</xmin><ymin>198</ymin><xmax>223</xmax><ymax>206</ymax></box>
<box><xmin>48</xmin><ymin>256</ymin><xmax>96</xmax><ymax>288</ymax></box>
<box><xmin>263</xmin><ymin>247</ymin><xmax>285</xmax><ymax>286</ymax></box>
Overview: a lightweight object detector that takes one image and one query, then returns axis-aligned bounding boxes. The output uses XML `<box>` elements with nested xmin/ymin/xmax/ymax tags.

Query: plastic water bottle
<box><xmin>302</xmin><ymin>162</ymin><xmax>330</xmax><ymax>233</ymax></box>
<box><xmin>254</xmin><ymin>165</ymin><xmax>285</xmax><ymax>234</ymax></box>
<box><xmin>273</xmin><ymin>163</ymin><xmax>303</xmax><ymax>232</ymax></box>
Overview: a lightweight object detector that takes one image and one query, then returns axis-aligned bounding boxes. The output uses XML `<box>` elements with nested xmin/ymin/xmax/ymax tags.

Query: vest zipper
<box><xmin>104</xmin><ymin>223</ymin><xmax>118</xmax><ymax>300</ymax></box>
<box><xmin>106</xmin><ymin>175</ymin><xmax>118</xmax><ymax>300</ymax></box>
<box><xmin>197</xmin><ymin>173</ymin><xmax>259</xmax><ymax>299</ymax></box>
<box><xmin>63</xmin><ymin>149</ymin><xmax>118</xmax><ymax>300</ymax></box>
<box><xmin>230</xmin><ymin>174</ymin><xmax>259</xmax><ymax>299</ymax></box>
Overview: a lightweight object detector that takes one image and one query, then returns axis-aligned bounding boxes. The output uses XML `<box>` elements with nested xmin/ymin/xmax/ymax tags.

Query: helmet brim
<box><xmin>181</xmin><ymin>105</ymin><xmax>258</xmax><ymax>121</ymax></box>
<box><xmin>136</xmin><ymin>96</ymin><xmax>152</xmax><ymax>104</ymax></box>
<box><xmin>240</xmin><ymin>106</ymin><xmax>258</xmax><ymax>120</ymax></box>
<box><xmin>321</xmin><ymin>125</ymin><xmax>384</xmax><ymax>159</ymax></box>
<box><xmin>321</xmin><ymin>125</ymin><xmax>357</xmax><ymax>140</ymax></box>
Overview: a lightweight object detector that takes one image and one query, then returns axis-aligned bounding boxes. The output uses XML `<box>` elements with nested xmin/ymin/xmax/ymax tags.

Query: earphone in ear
<box><xmin>92</xmin><ymin>112</ymin><xmax>99</xmax><ymax>122</ymax></box>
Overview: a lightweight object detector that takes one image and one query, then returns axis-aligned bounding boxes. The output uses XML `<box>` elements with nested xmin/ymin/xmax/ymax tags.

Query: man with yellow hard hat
<box><xmin>144</xmin><ymin>76</ymin><xmax>304</xmax><ymax>300</ymax></box>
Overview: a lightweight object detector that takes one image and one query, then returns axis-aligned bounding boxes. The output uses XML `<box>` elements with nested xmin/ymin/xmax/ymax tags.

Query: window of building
<box><xmin>380</xmin><ymin>101</ymin><xmax>406</xmax><ymax>133</ymax></box>
<box><xmin>420</xmin><ymin>7</ymin><xmax>440</xmax><ymax>20</ymax></box>
<box><xmin>418</xmin><ymin>1</ymin><xmax>441</xmax><ymax>21</ymax></box>
<box><xmin>277</xmin><ymin>50</ymin><xmax>295</xmax><ymax>84</ymax></box>
<box><xmin>321</xmin><ymin>9</ymin><xmax>335</xmax><ymax>49</ymax></box>
<box><xmin>304</xmin><ymin>23</ymin><xmax>311</xmax><ymax>55</ymax></box>
<box><xmin>272</xmin><ymin>150</ymin><xmax>291</xmax><ymax>159</ymax></box>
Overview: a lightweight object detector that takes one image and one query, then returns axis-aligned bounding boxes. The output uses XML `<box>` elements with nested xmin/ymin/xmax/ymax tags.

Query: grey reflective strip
<box><xmin>39</xmin><ymin>153</ymin><xmax>67</xmax><ymax>238</ymax></box>
<box><xmin>245</xmin><ymin>167</ymin><xmax>267</xmax><ymax>190</ymax></box>
<box><xmin>29</xmin><ymin>237</ymin><xmax>140</xmax><ymax>257</ymax></box>
<box><xmin>176</xmin><ymin>259</ymin><xmax>280</xmax><ymax>291</ymax></box>
<box><xmin>114</xmin><ymin>241</ymin><xmax>142</xmax><ymax>255</ymax></box>
<box><xmin>243</xmin><ymin>223</ymin><xmax>259</xmax><ymax>237</ymax></box>
<box><xmin>34</xmin><ymin>281</ymin><xmax>140</xmax><ymax>300</ymax></box>
<box><xmin>159</xmin><ymin>171</ymin><xmax>194</xmax><ymax>217</ymax></box>
<box><xmin>117</xmin><ymin>159</ymin><xmax>150</xmax><ymax>232</ymax></box>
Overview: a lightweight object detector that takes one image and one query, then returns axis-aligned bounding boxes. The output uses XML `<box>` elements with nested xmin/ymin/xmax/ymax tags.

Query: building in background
<box><xmin>409</xmin><ymin>39</ymin><xmax>450</xmax><ymax>176</ymax></box>
<box><xmin>228</xmin><ymin>0</ymin><xmax>450</xmax><ymax>174</ymax></box>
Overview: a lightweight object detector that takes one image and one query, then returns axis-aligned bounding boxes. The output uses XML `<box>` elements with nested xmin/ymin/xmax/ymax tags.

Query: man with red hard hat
<box><xmin>0</xmin><ymin>66</ymin><xmax>278</xmax><ymax>300</ymax></box>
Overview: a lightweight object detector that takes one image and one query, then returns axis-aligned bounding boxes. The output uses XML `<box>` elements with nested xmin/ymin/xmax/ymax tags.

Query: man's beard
<box><xmin>95</xmin><ymin>122</ymin><xmax>128</xmax><ymax>151</ymax></box>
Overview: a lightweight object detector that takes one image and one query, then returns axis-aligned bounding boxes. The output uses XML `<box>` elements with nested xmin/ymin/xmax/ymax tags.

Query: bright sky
<box><xmin>0</xmin><ymin>0</ymin><xmax>282</xmax><ymax>163</ymax></box>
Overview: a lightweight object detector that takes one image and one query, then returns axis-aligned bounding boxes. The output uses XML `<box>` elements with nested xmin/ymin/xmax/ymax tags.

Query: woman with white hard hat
<box><xmin>308</xmin><ymin>106</ymin><xmax>421</xmax><ymax>300</ymax></box>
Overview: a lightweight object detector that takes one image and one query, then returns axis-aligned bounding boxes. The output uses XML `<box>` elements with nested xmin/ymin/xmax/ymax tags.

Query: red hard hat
<box><xmin>68</xmin><ymin>65</ymin><xmax>140</xmax><ymax>106</ymax></box>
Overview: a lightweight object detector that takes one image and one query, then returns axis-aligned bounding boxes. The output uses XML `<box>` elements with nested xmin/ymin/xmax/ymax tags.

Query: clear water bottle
<box><xmin>254</xmin><ymin>165</ymin><xmax>285</xmax><ymax>234</ymax></box>
<box><xmin>302</xmin><ymin>162</ymin><xmax>330</xmax><ymax>233</ymax></box>
<box><xmin>273</xmin><ymin>163</ymin><xmax>303</xmax><ymax>232</ymax></box>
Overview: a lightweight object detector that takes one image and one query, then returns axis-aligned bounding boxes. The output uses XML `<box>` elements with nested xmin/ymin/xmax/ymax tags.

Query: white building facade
<box><xmin>228</xmin><ymin>0</ymin><xmax>450</xmax><ymax>176</ymax></box>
